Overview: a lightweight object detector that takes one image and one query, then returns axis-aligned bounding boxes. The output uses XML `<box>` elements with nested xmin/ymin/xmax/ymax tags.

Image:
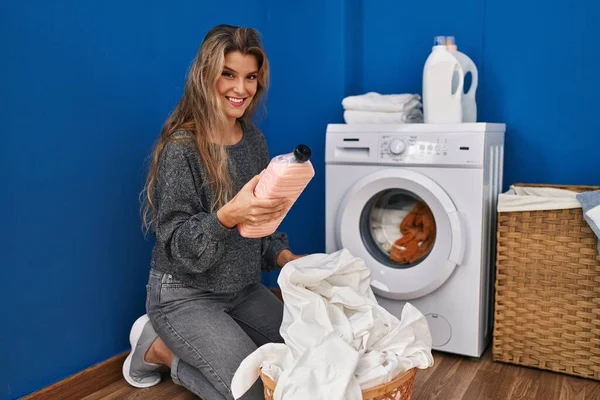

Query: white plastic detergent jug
<box><xmin>422</xmin><ymin>36</ymin><xmax>464</xmax><ymax>124</ymax></box>
<box><xmin>446</xmin><ymin>36</ymin><xmax>479</xmax><ymax>122</ymax></box>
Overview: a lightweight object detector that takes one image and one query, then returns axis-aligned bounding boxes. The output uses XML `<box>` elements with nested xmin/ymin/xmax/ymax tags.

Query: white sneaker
<box><xmin>122</xmin><ymin>314</ymin><xmax>162</xmax><ymax>388</ymax></box>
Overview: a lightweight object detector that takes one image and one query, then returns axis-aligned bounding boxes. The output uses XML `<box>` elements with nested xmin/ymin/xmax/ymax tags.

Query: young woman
<box><xmin>122</xmin><ymin>24</ymin><xmax>304</xmax><ymax>399</ymax></box>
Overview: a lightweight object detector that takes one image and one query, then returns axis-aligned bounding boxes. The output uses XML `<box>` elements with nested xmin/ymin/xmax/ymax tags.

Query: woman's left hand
<box><xmin>276</xmin><ymin>249</ymin><xmax>306</xmax><ymax>268</ymax></box>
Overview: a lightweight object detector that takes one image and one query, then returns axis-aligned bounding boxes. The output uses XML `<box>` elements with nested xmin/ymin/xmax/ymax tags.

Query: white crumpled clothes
<box><xmin>231</xmin><ymin>249</ymin><xmax>434</xmax><ymax>400</ymax></box>
<box><xmin>497</xmin><ymin>185</ymin><xmax>582</xmax><ymax>212</ymax></box>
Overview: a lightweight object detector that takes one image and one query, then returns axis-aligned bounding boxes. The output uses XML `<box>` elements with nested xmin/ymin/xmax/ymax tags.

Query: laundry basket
<box><xmin>493</xmin><ymin>183</ymin><xmax>600</xmax><ymax>380</ymax></box>
<box><xmin>259</xmin><ymin>368</ymin><xmax>416</xmax><ymax>400</ymax></box>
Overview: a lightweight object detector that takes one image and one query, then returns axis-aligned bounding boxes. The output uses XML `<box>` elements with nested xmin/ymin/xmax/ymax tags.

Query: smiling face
<box><xmin>216</xmin><ymin>51</ymin><xmax>259</xmax><ymax>123</ymax></box>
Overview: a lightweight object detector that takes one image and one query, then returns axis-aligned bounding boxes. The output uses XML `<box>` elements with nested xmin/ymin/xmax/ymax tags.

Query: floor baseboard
<box><xmin>21</xmin><ymin>352</ymin><xmax>128</xmax><ymax>400</ymax></box>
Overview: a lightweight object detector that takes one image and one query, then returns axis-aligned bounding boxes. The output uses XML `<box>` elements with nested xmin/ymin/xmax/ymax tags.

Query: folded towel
<box><xmin>344</xmin><ymin>109</ymin><xmax>424</xmax><ymax>124</ymax></box>
<box><xmin>342</xmin><ymin>92</ymin><xmax>422</xmax><ymax>113</ymax></box>
<box><xmin>576</xmin><ymin>190</ymin><xmax>600</xmax><ymax>255</ymax></box>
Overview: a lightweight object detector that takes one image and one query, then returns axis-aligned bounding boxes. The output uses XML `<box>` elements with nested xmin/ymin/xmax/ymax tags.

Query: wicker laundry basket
<box><xmin>493</xmin><ymin>183</ymin><xmax>600</xmax><ymax>380</ymax></box>
<box><xmin>259</xmin><ymin>368</ymin><xmax>416</xmax><ymax>400</ymax></box>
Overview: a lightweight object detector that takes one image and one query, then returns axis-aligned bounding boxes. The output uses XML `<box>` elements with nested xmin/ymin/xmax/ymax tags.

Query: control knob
<box><xmin>389</xmin><ymin>138</ymin><xmax>406</xmax><ymax>155</ymax></box>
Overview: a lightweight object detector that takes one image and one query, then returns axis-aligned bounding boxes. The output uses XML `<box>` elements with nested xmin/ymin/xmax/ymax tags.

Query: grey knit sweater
<box><xmin>149</xmin><ymin>121</ymin><xmax>289</xmax><ymax>293</ymax></box>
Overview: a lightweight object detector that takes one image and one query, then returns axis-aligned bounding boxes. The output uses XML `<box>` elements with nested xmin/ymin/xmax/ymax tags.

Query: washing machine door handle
<box><xmin>447</xmin><ymin>210</ymin><xmax>465</xmax><ymax>266</ymax></box>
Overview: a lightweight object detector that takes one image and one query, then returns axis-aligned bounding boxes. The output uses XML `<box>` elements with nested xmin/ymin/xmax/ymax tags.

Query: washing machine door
<box><xmin>336</xmin><ymin>168</ymin><xmax>464</xmax><ymax>300</ymax></box>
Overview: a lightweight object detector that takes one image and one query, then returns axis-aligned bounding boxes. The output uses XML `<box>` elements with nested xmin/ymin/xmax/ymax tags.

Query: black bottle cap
<box><xmin>293</xmin><ymin>144</ymin><xmax>311</xmax><ymax>162</ymax></box>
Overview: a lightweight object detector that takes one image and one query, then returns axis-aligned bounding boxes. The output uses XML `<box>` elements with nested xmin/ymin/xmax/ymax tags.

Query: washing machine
<box><xmin>325</xmin><ymin>123</ymin><xmax>505</xmax><ymax>358</ymax></box>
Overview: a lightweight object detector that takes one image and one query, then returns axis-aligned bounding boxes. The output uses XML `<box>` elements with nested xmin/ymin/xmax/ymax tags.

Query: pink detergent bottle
<box><xmin>238</xmin><ymin>144</ymin><xmax>315</xmax><ymax>238</ymax></box>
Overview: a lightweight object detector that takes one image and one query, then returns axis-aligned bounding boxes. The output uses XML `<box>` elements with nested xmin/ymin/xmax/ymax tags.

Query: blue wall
<box><xmin>360</xmin><ymin>0</ymin><xmax>598</xmax><ymax>186</ymax></box>
<box><xmin>1</xmin><ymin>1</ymin><xmax>267</xmax><ymax>398</ymax></box>
<box><xmin>3</xmin><ymin>0</ymin><xmax>599</xmax><ymax>398</ymax></box>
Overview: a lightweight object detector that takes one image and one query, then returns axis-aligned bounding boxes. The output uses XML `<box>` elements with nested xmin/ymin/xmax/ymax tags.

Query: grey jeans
<box><xmin>146</xmin><ymin>270</ymin><xmax>284</xmax><ymax>399</ymax></box>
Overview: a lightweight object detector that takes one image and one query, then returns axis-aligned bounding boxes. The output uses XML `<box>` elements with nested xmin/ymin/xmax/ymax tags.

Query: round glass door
<box><xmin>336</xmin><ymin>169</ymin><xmax>464</xmax><ymax>300</ymax></box>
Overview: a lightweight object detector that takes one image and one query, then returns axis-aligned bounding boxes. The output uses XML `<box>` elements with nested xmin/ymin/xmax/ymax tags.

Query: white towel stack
<box><xmin>342</xmin><ymin>92</ymin><xmax>424</xmax><ymax>124</ymax></box>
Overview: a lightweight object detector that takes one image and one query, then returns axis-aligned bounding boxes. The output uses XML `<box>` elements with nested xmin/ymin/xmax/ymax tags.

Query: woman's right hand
<box><xmin>217</xmin><ymin>174</ymin><xmax>289</xmax><ymax>229</ymax></box>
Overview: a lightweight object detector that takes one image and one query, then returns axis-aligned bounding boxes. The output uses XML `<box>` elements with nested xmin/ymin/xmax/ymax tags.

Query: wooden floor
<box><xmin>83</xmin><ymin>346</ymin><xmax>600</xmax><ymax>400</ymax></box>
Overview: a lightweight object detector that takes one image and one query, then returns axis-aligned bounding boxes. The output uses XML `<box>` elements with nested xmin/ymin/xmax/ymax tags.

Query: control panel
<box><xmin>379</xmin><ymin>134</ymin><xmax>484</xmax><ymax>166</ymax></box>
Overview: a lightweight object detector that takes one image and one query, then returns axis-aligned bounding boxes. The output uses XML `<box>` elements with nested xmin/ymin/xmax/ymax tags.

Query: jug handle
<box><xmin>465</xmin><ymin>67</ymin><xmax>478</xmax><ymax>96</ymax></box>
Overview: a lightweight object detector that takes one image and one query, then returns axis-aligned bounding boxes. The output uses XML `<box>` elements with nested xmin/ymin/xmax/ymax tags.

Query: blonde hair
<box><xmin>141</xmin><ymin>24</ymin><xmax>270</xmax><ymax>232</ymax></box>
